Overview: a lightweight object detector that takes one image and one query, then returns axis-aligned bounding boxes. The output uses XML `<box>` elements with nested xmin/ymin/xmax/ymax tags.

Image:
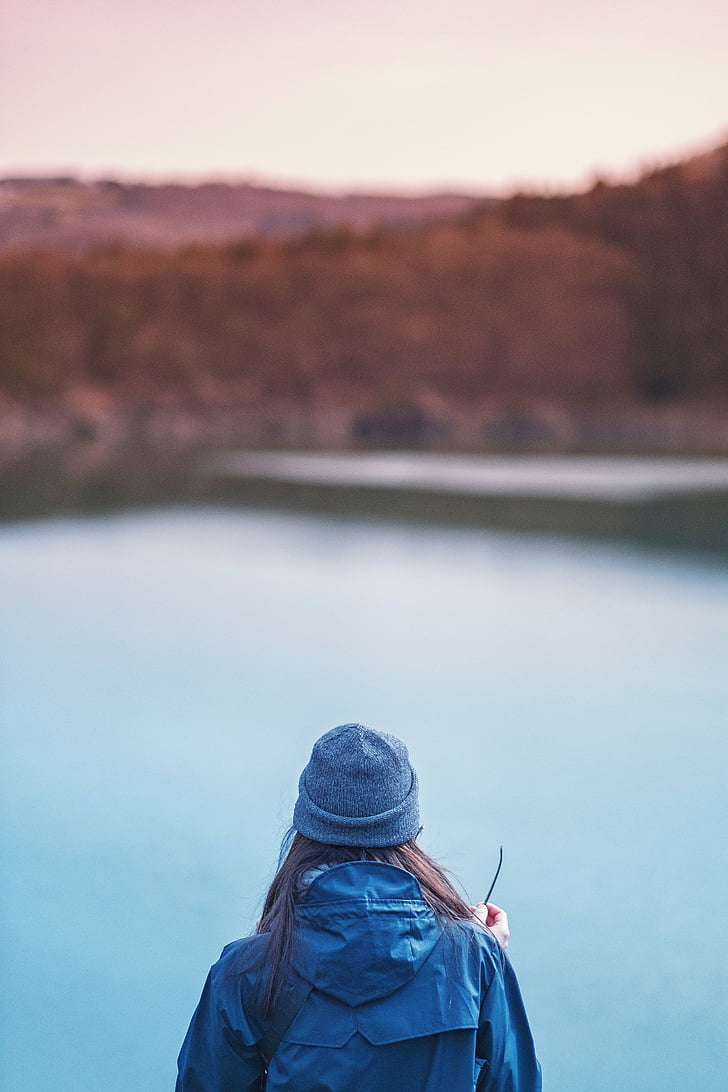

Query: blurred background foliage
<box><xmin>1</xmin><ymin>142</ymin><xmax>727</xmax><ymax>455</ymax></box>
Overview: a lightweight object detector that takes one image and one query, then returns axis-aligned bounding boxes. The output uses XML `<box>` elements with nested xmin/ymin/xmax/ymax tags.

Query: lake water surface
<box><xmin>1</xmin><ymin>506</ymin><xmax>726</xmax><ymax>1091</ymax></box>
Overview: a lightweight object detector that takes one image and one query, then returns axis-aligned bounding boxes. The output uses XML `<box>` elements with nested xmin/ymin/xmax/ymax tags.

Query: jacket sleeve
<box><xmin>476</xmin><ymin>944</ymin><xmax>542</xmax><ymax>1092</ymax></box>
<box><xmin>176</xmin><ymin>968</ymin><xmax>265</xmax><ymax>1092</ymax></box>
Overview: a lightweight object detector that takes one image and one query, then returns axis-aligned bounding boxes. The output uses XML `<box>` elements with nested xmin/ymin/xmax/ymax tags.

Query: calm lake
<box><xmin>1</xmin><ymin>499</ymin><xmax>726</xmax><ymax>1091</ymax></box>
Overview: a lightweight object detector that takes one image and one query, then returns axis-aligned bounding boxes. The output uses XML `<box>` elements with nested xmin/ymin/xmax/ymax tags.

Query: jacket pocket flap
<box><xmin>354</xmin><ymin>972</ymin><xmax>480</xmax><ymax>1046</ymax></box>
<box><xmin>357</xmin><ymin>1005</ymin><xmax>478</xmax><ymax>1046</ymax></box>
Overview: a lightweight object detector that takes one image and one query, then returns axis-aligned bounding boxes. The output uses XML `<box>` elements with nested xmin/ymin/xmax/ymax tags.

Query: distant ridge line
<box><xmin>0</xmin><ymin>176</ymin><xmax>490</xmax><ymax>253</ymax></box>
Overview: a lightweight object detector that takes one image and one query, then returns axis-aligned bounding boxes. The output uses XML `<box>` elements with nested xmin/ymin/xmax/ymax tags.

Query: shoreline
<box><xmin>3</xmin><ymin>399</ymin><xmax>728</xmax><ymax>468</ymax></box>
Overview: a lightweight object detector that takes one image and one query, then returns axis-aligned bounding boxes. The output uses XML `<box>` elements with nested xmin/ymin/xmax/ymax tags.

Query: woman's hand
<box><xmin>471</xmin><ymin>902</ymin><xmax>510</xmax><ymax>950</ymax></box>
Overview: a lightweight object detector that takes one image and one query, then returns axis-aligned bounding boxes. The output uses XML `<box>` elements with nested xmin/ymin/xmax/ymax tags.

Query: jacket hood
<box><xmin>290</xmin><ymin>860</ymin><xmax>443</xmax><ymax>1006</ymax></box>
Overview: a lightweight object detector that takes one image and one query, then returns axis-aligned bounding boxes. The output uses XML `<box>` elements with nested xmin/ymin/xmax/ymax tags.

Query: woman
<box><xmin>176</xmin><ymin>723</ymin><xmax>542</xmax><ymax>1091</ymax></box>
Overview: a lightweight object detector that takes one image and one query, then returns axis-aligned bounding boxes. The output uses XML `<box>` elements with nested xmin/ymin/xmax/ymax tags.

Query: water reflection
<box><xmin>3</xmin><ymin>449</ymin><xmax>728</xmax><ymax>554</ymax></box>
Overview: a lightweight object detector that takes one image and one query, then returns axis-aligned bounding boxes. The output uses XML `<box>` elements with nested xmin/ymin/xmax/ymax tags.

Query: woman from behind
<box><xmin>176</xmin><ymin>723</ymin><xmax>542</xmax><ymax>1091</ymax></box>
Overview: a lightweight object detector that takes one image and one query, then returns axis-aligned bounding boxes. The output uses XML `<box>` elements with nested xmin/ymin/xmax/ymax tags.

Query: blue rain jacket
<box><xmin>176</xmin><ymin>861</ymin><xmax>541</xmax><ymax>1091</ymax></box>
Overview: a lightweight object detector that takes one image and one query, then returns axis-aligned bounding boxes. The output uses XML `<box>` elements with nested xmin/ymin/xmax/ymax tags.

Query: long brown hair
<box><xmin>254</xmin><ymin>830</ymin><xmax>473</xmax><ymax>1017</ymax></box>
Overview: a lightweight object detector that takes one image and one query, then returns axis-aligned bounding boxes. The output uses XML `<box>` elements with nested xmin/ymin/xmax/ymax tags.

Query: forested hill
<box><xmin>492</xmin><ymin>141</ymin><xmax>728</xmax><ymax>404</ymax></box>
<box><xmin>1</xmin><ymin>142</ymin><xmax>727</xmax><ymax>456</ymax></box>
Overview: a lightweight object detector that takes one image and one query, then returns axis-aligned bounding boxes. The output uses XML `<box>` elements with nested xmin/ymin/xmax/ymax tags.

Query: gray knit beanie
<box><xmin>292</xmin><ymin>723</ymin><xmax>420</xmax><ymax>847</ymax></box>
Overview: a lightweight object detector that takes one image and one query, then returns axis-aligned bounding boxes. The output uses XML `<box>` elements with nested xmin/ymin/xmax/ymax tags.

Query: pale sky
<box><xmin>1</xmin><ymin>0</ymin><xmax>726</xmax><ymax>193</ymax></box>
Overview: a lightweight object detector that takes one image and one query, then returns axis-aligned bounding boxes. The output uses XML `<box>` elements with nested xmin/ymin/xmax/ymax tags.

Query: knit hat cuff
<box><xmin>293</xmin><ymin>768</ymin><xmax>420</xmax><ymax>847</ymax></box>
